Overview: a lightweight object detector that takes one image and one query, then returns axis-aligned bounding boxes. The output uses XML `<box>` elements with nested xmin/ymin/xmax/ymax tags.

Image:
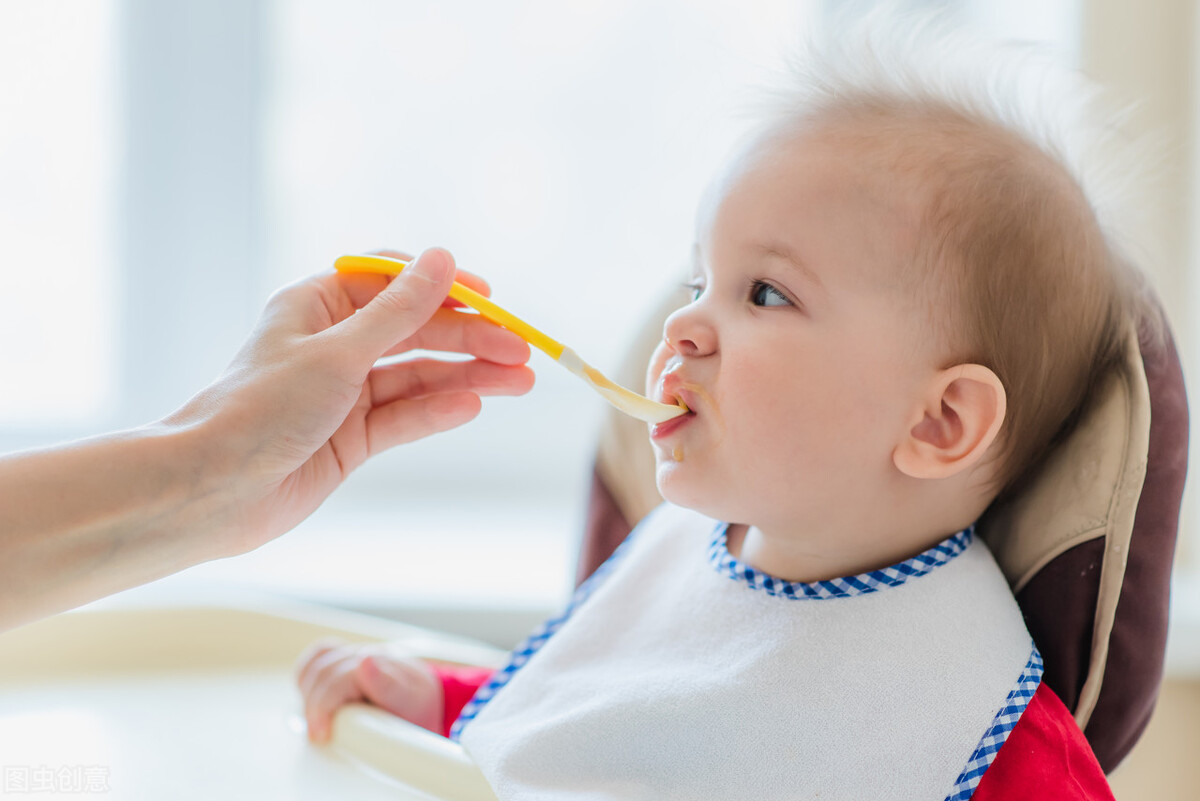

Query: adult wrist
<box><xmin>150</xmin><ymin>402</ymin><xmax>260</xmax><ymax>561</ymax></box>
<box><xmin>128</xmin><ymin>419</ymin><xmax>244</xmax><ymax>565</ymax></box>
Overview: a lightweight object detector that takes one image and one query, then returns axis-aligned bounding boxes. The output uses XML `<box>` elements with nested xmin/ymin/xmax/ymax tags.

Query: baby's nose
<box><xmin>662</xmin><ymin>306</ymin><xmax>716</xmax><ymax>357</ymax></box>
<box><xmin>668</xmin><ymin>334</ymin><xmax>701</xmax><ymax>356</ymax></box>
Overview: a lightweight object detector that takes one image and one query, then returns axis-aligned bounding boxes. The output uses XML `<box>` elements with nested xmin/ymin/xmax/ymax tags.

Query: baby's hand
<box><xmin>294</xmin><ymin>639</ymin><xmax>444</xmax><ymax>743</ymax></box>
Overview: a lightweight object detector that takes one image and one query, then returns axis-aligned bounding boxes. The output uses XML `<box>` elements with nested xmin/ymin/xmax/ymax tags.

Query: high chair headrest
<box><xmin>978</xmin><ymin>324</ymin><xmax>1147</xmax><ymax>730</ymax></box>
<box><xmin>981</xmin><ymin>313</ymin><xmax>1187</xmax><ymax>771</ymax></box>
<box><xmin>582</xmin><ymin>288</ymin><xmax>1187</xmax><ymax>773</ymax></box>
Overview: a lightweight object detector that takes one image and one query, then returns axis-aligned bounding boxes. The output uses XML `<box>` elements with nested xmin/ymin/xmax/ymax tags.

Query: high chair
<box><xmin>581</xmin><ymin>285</ymin><xmax>1189</xmax><ymax>775</ymax></box>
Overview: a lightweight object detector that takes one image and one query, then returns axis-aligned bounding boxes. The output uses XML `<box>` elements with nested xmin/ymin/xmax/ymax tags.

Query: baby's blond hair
<box><xmin>754</xmin><ymin>16</ymin><xmax>1152</xmax><ymax>495</ymax></box>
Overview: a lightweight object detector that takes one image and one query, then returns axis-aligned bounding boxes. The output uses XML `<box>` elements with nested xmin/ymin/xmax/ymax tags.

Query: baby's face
<box><xmin>647</xmin><ymin>129</ymin><xmax>942</xmax><ymax>532</ymax></box>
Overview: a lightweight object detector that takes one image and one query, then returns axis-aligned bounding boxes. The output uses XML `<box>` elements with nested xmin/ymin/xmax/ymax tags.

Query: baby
<box><xmin>297</xmin><ymin>24</ymin><xmax>1143</xmax><ymax>801</ymax></box>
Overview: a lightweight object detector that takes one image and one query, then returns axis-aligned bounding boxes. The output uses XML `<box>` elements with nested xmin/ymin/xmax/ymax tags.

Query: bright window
<box><xmin>0</xmin><ymin>2</ymin><xmax>117</xmax><ymax>427</ymax></box>
<box><xmin>3</xmin><ymin>1</ymin><xmax>1196</xmax><ymax>634</ymax></box>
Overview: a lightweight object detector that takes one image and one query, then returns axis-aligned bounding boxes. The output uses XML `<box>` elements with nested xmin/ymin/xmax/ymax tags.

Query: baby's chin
<box><xmin>654</xmin><ymin>459</ymin><xmax>688</xmax><ymax>502</ymax></box>
<box><xmin>655</xmin><ymin>461</ymin><xmax>731</xmax><ymax>521</ymax></box>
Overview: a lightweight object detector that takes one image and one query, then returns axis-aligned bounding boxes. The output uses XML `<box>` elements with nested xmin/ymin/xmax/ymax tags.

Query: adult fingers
<box><xmin>336</xmin><ymin>249</ymin><xmax>492</xmax><ymax>313</ymax></box>
<box><xmin>445</xmin><ymin>268</ymin><xmax>491</xmax><ymax>303</ymax></box>
<box><xmin>374</xmin><ymin>248</ymin><xmax>493</xmax><ymax>302</ymax></box>
<box><xmin>363</xmin><ymin>392</ymin><xmax>484</xmax><ymax>456</ymax></box>
<box><xmin>336</xmin><ymin>271</ymin><xmax>394</xmax><ymax>315</ymax></box>
<box><xmin>338</xmin><ymin>247</ymin><xmax>456</xmax><ymax>359</ymax></box>
<box><xmin>336</xmin><ymin>270</ymin><xmax>494</xmax><ymax>317</ymax></box>
<box><xmin>368</xmin><ymin>359</ymin><xmax>536</xmax><ymax>405</ymax></box>
<box><xmin>380</xmin><ymin>307</ymin><xmax>532</xmax><ymax>366</ymax></box>
<box><xmin>335</xmin><ymin>249</ymin><xmax>417</xmax><ymax>311</ymax></box>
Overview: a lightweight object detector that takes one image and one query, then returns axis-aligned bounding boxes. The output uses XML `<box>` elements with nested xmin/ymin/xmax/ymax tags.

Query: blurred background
<box><xmin>0</xmin><ymin>0</ymin><xmax>1107</xmax><ymax>627</ymax></box>
<box><xmin>0</xmin><ymin>0</ymin><xmax>1195</xmax><ymax>794</ymax></box>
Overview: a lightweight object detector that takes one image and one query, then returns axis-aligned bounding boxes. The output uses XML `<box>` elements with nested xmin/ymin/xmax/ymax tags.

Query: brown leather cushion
<box><xmin>578</xmin><ymin>292</ymin><xmax>1187</xmax><ymax>773</ymax></box>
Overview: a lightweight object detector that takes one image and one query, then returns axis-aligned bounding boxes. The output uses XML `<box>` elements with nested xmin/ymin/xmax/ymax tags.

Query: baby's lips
<box><xmin>657</xmin><ymin>372</ymin><xmax>697</xmax><ymax>414</ymax></box>
<box><xmin>674</xmin><ymin>388</ymin><xmax>699</xmax><ymax>415</ymax></box>
<box><xmin>655</xmin><ymin>376</ymin><xmax>679</xmax><ymax>408</ymax></box>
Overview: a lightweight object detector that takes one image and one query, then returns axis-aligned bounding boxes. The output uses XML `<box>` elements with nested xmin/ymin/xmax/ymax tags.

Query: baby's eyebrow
<box><xmin>759</xmin><ymin>242</ymin><xmax>824</xmax><ymax>291</ymax></box>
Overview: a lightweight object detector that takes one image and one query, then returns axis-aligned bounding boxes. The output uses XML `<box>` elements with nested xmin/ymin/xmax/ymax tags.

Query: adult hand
<box><xmin>0</xmin><ymin>246</ymin><xmax>533</xmax><ymax>631</ymax></box>
<box><xmin>168</xmin><ymin>247</ymin><xmax>535</xmax><ymax>556</ymax></box>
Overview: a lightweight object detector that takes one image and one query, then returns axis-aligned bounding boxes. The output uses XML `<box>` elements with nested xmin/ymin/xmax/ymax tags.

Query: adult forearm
<box><xmin>0</xmin><ymin>423</ymin><xmax>228</xmax><ymax>631</ymax></box>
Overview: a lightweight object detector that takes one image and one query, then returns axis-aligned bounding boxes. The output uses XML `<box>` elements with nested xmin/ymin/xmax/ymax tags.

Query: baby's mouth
<box><xmin>659</xmin><ymin>389</ymin><xmax>698</xmax><ymax>422</ymax></box>
<box><xmin>655</xmin><ymin>366</ymin><xmax>702</xmax><ymax>419</ymax></box>
<box><xmin>662</xmin><ymin>393</ymin><xmax>700</xmax><ymax>434</ymax></box>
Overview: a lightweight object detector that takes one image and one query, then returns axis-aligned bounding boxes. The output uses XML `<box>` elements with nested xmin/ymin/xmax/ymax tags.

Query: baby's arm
<box><xmin>295</xmin><ymin>639</ymin><xmax>445</xmax><ymax>742</ymax></box>
<box><xmin>294</xmin><ymin>640</ymin><xmax>495</xmax><ymax>742</ymax></box>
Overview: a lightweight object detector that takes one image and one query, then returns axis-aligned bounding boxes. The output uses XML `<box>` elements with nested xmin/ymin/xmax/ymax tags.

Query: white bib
<box><xmin>458</xmin><ymin>504</ymin><xmax>1038</xmax><ymax>801</ymax></box>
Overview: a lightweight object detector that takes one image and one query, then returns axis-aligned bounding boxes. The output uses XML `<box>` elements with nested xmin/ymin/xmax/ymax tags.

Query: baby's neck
<box><xmin>725</xmin><ymin>521</ymin><xmax>963</xmax><ymax>584</ymax></box>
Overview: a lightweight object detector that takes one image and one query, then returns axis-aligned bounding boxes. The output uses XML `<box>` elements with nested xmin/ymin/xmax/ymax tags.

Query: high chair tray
<box><xmin>0</xmin><ymin>601</ymin><xmax>505</xmax><ymax>800</ymax></box>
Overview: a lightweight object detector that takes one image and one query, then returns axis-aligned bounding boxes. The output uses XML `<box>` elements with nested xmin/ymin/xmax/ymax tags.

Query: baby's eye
<box><xmin>750</xmin><ymin>280</ymin><xmax>791</xmax><ymax>308</ymax></box>
<box><xmin>683</xmin><ymin>280</ymin><xmax>705</xmax><ymax>302</ymax></box>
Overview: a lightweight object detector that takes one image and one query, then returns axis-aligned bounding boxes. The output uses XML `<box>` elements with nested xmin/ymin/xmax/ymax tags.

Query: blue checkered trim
<box><xmin>449</xmin><ymin>530</ymin><xmax>637</xmax><ymax>741</ymax></box>
<box><xmin>945</xmin><ymin>644</ymin><xmax>1044</xmax><ymax>801</ymax></box>
<box><xmin>709</xmin><ymin>524</ymin><xmax>973</xmax><ymax>599</ymax></box>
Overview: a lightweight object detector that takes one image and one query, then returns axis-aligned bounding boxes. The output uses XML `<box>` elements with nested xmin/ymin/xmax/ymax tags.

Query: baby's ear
<box><xmin>893</xmin><ymin>364</ymin><xmax>1006</xmax><ymax>480</ymax></box>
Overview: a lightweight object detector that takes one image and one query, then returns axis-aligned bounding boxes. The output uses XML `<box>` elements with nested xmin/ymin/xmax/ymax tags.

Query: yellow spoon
<box><xmin>335</xmin><ymin>254</ymin><xmax>689</xmax><ymax>424</ymax></box>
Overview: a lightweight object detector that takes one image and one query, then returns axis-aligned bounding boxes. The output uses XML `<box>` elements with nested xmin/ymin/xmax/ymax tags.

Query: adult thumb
<box><xmin>346</xmin><ymin>247</ymin><xmax>455</xmax><ymax>356</ymax></box>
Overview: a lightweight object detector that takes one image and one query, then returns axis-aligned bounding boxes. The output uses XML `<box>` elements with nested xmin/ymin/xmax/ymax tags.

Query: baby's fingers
<box><xmin>356</xmin><ymin>656</ymin><xmax>443</xmax><ymax>734</ymax></box>
<box><xmin>294</xmin><ymin>640</ymin><xmax>367</xmax><ymax>743</ymax></box>
<box><xmin>294</xmin><ymin>638</ymin><xmax>345</xmax><ymax>696</ymax></box>
<box><xmin>304</xmin><ymin>658</ymin><xmax>364</xmax><ymax>743</ymax></box>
